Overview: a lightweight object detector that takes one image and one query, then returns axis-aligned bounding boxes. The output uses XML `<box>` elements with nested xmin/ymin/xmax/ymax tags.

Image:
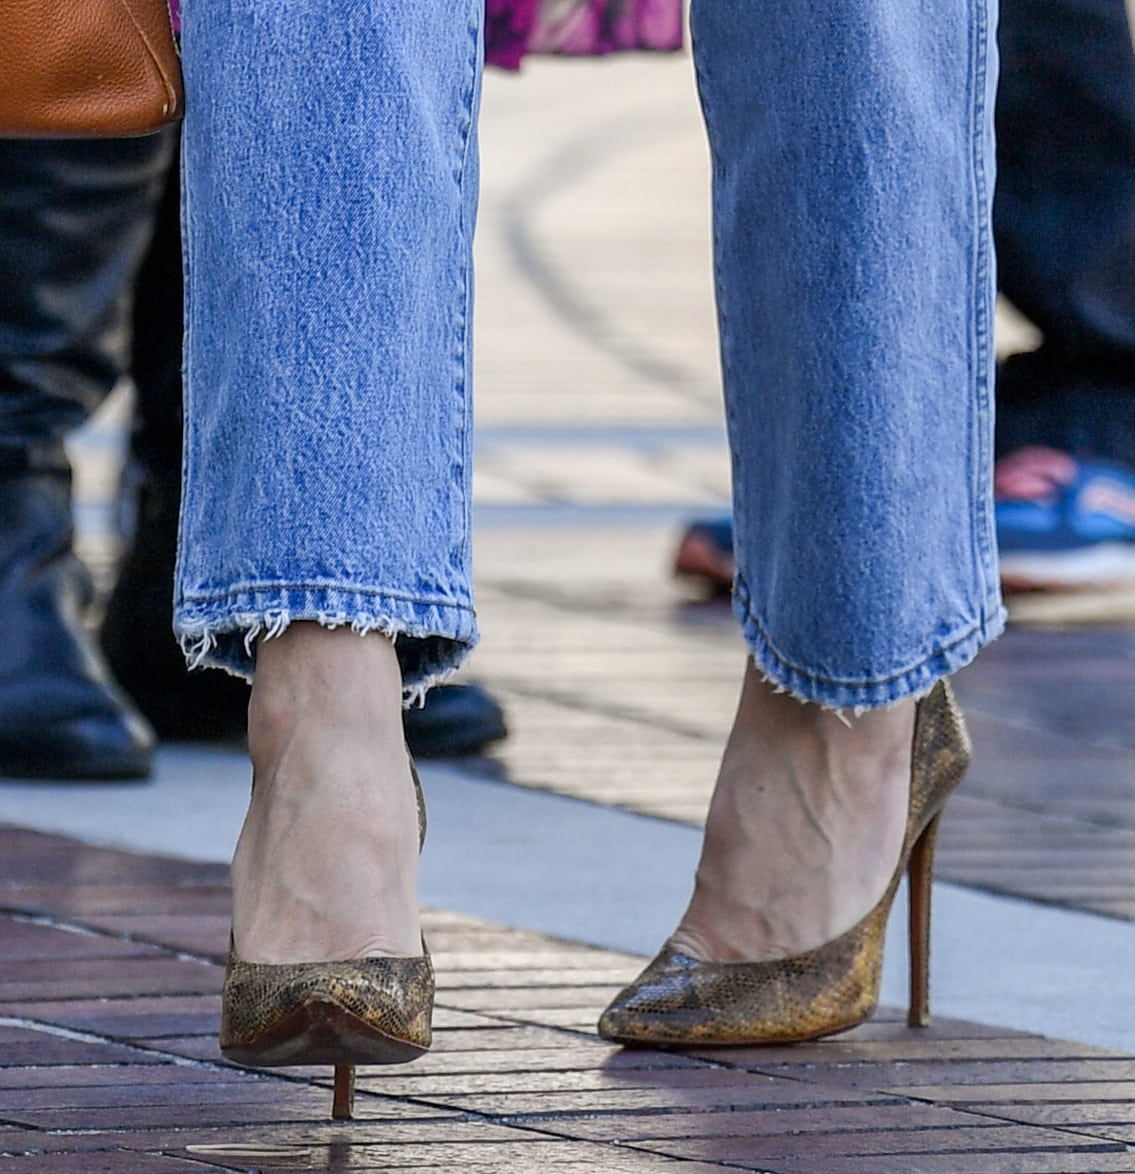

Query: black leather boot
<box><xmin>98</xmin><ymin>146</ymin><xmax>253</xmax><ymax>743</ymax></box>
<box><xmin>0</xmin><ymin>135</ymin><xmax>174</xmax><ymax>779</ymax></box>
<box><xmin>0</xmin><ymin>472</ymin><xmax>154</xmax><ymax>778</ymax></box>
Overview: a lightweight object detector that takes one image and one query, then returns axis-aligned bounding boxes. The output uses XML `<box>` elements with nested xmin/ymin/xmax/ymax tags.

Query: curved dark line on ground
<box><xmin>500</xmin><ymin>109</ymin><xmax>721</xmax><ymax>411</ymax></box>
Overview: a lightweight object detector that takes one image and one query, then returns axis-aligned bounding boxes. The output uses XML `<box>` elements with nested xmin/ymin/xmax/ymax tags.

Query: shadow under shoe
<box><xmin>598</xmin><ymin>679</ymin><xmax>972</xmax><ymax>1047</ymax></box>
<box><xmin>0</xmin><ymin>473</ymin><xmax>153</xmax><ymax>779</ymax></box>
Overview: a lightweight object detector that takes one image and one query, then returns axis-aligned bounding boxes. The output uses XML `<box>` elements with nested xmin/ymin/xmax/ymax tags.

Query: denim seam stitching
<box><xmin>176</xmin><ymin>121</ymin><xmax>194</xmax><ymax>611</ymax></box>
<box><xmin>450</xmin><ymin>2</ymin><xmax>481</xmax><ymax>587</ymax></box>
<box><xmin>967</xmin><ymin>0</ymin><xmax>999</xmax><ymax>616</ymax></box>
<box><xmin>179</xmin><ymin>583</ymin><xmax>476</xmax><ymax>611</ymax></box>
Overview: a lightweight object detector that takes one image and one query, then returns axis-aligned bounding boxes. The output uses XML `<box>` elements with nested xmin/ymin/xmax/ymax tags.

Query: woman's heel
<box><xmin>907</xmin><ymin>811</ymin><xmax>942</xmax><ymax>1028</ymax></box>
<box><xmin>221</xmin><ymin>763</ymin><xmax>433</xmax><ymax>1120</ymax></box>
<box><xmin>597</xmin><ymin>679</ymin><xmax>971</xmax><ymax>1048</ymax></box>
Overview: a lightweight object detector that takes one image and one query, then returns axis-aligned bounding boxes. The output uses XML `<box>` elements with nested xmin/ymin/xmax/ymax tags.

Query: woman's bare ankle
<box><xmin>232</xmin><ymin>624</ymin><xmax>422</xmax><ymax>963</ymax></box>
<box><xmin>248</xmin><ymin>623</ymin><xmax>405</xmax><ymax>761</ymax></box>
<box><xmin>670</xmin><ymin>662</ymin><xmax>914</xmax><ymax>963</ymax></box>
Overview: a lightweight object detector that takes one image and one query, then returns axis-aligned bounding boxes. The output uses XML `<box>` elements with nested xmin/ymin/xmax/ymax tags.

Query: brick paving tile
<box><xmin>430</xmin><ymin>1008</ymin><xmax>518</xmax><ymax>1030</ymax></box>
<box><xmin>0</xmin><ymin>1025</ymin><xmax>172</xmax><ymax>1069</ymax></box>
<box><xmin>519</xmin><ymin>1102</ymin><xmax>993</xmax><ymax>1141</ymax></box>
<box><xmin>434</xmin><ymin>954</ymin><xmax>637</xmax><ymax>974</ymax></box>
<box><xmin>832</xmin><ymin>1007</ymin><xmax>1029</xmax><ymax>1033</ymax></box>
<box><xmin>71</xmin><ymin>914</ymin><xmax>232</xmax><ymax>959</ymax></box>
<box><xmin>167</xmin><ymin>1139</ymin><xmax>731</xmax><ymax>1172</ymax></box>
<box><xmin>688</xmin><ymin>1034</ymin><xmax>1112</xmax><ymax>1067</ymax></box>
<box><xmin>372</xmin><ymin>1067</ymin><xmax>880</xmax><ymax>1099</ymax></box>
<box><xmin>745</xmin><ymin>1064</ymin><xmax>1135</xmax><ymax>1095</ymax></box>
<box><xmin>72</xmin><ymin>1120</ymin><xmax>542</xmax><ymax>1152</ymax></box>
<box><xmin>886</xmin><ymin>1081</ymin><xmax>1135</xmax><ymax>1102</ymax></box>
<box><xmin>3</xmin><ymin>884</ymin><xmax>232</xmax><ymax>918</ymax></box>
<box><xmin>2</xmin><ymin>994</ymin><xmax>221</xmax><ymax>1039</ymax></box>
<box><xmin>420</xmin><ymin>1025</ymin><xmax>584</xmax><ymax>1051</ymax></box>
<box><xmin>296</xmin><ymin>1044</ymin><xmax>658</xmax><ymax>1080</ymax></box>
<box><xmin>991</xmin><ymin>1102</ymin><xmax>1135</xmax><ymax>1133</ymax></box>
<box><xmin>0</xmin><ymin>828</ymin><xmax>226</xmax><ymax>890</ymax></box>
<box><xmin>632</xmin><ymin>1125</ymin><xmax>1128</xmax><ymax>1163</ymax></box>
<box><xmin>496</xmin><ymin>1007</ymin><xmax>610</xmax><ymax>1031</ymax></box>
<box><xmin>4</xmin><ymin>825</ymin><xmax>1135</xmax><ymax>1171</ymax></box>
<box><xmin>119</xmin><ymin>1035</ymin><xmax>227</xmax><ymax>1063</ymax></box>
<box><xmin>0</xmin><ymin>1155</ymin><xmax>219</xmax><ymax>1172</ymax></box>
<box><xmin>1</xmin><ymin>1080</ymin><xmax>334</xmax><ymax>1111</ymax></box>
<box><xmin>0</xmin><ymin>916</ymin><xmax>166</xmax><ymax>962</ymax></box>
<box><xmin>411</xmin><ymin>1080</ymin><xmax>864</xmax><ymax>1117</ymax></box>
<box><xmin>20</xmin><ymin>1100</ymin><xmax>448</xmax><ymax>1132</ymax></box>
<box><xmin>0</xmin><ymin>1065</ymin><xmax>249</xmax><ymax>1091</ymax></box>
<box><xmin>435</xmin><ymin>983</ymin><xmax>622</xmax><ymax>1011</ymax></box>
<box><xmin>0</xmin><ymin>956</ymin><xmax>221</xmax><ymax>1002</ymax></box>
<box><xmin>761</xmin><ymin>1154</ymin><xmax>1135</xmax><ymax>1174</ymax></box>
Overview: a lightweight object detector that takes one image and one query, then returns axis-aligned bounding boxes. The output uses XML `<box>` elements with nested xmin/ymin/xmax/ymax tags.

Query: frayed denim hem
<box><xmin>733</xmin><ymin>574</ymin><xmax>1006</xmax><ymax>712</ymax></box>
<box><xmin>174</xmin><ymin>586</ymin><xmax>478</xmax><ymax>703</ymax></box>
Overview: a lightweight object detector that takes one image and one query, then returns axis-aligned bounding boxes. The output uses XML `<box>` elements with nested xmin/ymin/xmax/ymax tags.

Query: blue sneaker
<box><xmin>996</xmin><ymin>449</ymin><xmax>1135</xmax><ymax>590</ymax></box>
<box><xmin>673</xmin><ymin>514</ymin><xmax>734</xmax><ymax>593</ymax></box>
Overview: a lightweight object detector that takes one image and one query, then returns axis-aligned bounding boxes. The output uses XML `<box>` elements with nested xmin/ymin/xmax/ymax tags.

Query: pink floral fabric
<box><xmin>484</xmin><ymin>0</ymin><xmax>541</xmax><ymax>68</ymax></box>
<box><xmin>487</xmin><ymin>0</ymin><xmax>683</xmax><ymax>69</ymax></box>
<box><xmin>166</xmin><ymin>1</ymin><xmax>683</xmax><ymax>68</ymax></box>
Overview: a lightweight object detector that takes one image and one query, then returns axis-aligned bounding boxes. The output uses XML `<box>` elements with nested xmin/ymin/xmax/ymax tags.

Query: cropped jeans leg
<box><xmin>691</xmin><ymin>0</ymin><xmax>1004</xmax><ymax>709</ymax></box>
<box><xmin>177</xmin><ymin>2</ymin><xmax>482</xmax><ymax>691</ymax></box>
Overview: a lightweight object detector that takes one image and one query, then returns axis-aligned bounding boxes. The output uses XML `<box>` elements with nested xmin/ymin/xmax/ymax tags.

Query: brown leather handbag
<box><xmin>0</xmin><ymin>0</ymin><xmax>183</xmax><ymax>138</ymax></box>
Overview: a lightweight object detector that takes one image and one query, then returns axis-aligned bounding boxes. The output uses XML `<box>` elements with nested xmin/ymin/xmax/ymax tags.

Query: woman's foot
<box><xmin>230</xmin><ymin>623</ymin><xmax>422</xmax><ymax>964</ymax></box>
<box><xmin>669</xmin><ymin>660</ymin><xmax>914</xmax><ymax>964</ymax></box>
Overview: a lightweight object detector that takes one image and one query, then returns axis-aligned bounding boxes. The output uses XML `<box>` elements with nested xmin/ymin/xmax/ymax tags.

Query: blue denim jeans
<box><xmin>177</xmin><ymin>1</ymin><xmax>482</xmax><ymax>691</ymax></box>
<box><xmin>691</xmin><ymin>0</ymin><xmax>1003</xmax><ymax>707</ymax></box>
<box><xmin>177</xmin><ymin>0</ymin><xmax>1003</xmax><ymax>708</ymax></box>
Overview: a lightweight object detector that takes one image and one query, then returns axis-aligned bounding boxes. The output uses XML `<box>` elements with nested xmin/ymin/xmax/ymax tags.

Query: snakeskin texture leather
<box><xmin>220</xmin><ymin>949</ymin><xmax>434</xmax><ymax>1062</ymax></box>
<box><xmin>597</xmin><ymin>679</ymin><xmax>971</xmax><ymax>1046</ymax></box>
<box><xmin>220</xmin><ymin>758</ymin><xmax>433</xmax><ymax>1067</ymax></box>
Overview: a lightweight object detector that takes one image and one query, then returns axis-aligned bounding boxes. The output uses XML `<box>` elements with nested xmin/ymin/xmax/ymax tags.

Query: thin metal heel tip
<box><xmin>332</xmin><ymin>1065</ymin><xmax>355</xmax><ymax>1120</ymax></box>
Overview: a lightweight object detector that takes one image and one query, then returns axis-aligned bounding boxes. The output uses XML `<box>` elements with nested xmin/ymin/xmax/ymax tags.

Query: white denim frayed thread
<box><xmin>178</xmin><ymin>609</ymin><xmax>458</xmax><ymax>706</ymax></box>
<box><xmin>746</xmin><ymin>655</ymin><xmax>927</xmax><ymax>724</ymax></box>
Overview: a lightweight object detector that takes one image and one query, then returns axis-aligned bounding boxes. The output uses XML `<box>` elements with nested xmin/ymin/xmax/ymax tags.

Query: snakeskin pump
<box><xmin>220</xmin><ymin>762</ymin><xmax>432</xmax><ymax>1118</ymax></box>
<box><xmin>597</xmin><ymin>679</ymin><xmax>971</xmax><ymax>1047</ymax></box>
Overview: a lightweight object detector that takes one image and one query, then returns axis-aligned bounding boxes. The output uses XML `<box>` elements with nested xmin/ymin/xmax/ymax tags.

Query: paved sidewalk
<box><xmin>5</xmin><ymin>825</ymin><xmax>1135</xmax><ymax>1173</ymax></box>
<box><xmin>5</xmin><ymin>50</ymin><xmax>1135</xmax><ymax>1172</ymax></box>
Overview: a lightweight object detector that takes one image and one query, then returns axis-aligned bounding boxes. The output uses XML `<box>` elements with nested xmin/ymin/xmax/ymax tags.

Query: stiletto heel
<box><xmin>907</xmin><ymin>811</ymin><xmax>941</xmax><ymax>1028</ymax></box>
<box><xmin>598</xmin><ymin>679</ymin><xmax>971</xmax><ymax>1047</ymax></box>
<box><xmin>332</xmin><ymin>1065</ymin><xmax>355</xmax><ymax>1120</ymax></box>
<box><xmin>221</xmin><ymin>761</ymin><xmax>433</xmax><ymax>1119</ymax></box>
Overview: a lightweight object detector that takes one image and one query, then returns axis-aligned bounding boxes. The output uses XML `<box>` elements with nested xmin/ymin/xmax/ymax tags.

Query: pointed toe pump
<box><xmin>220</xmin><ymin>762</ymin><xmax>432</xmax><ymax>1119</ymax></box>
<box><xmin>598</xmin><ymin>679</ymin><xmax>971</xmax><ymax>1048</ymax></box>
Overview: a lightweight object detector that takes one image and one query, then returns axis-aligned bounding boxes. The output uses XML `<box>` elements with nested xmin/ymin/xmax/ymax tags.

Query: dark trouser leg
<box><xmin>100</xmin><ymin>137</ymin><xmax>253</xmax><ymax>741</ymax></box>
<box><xmin>0</xmin><ymin>135</ymin><xmax>174</xmax><ymax>777</ymax></box>
<box><xmin>995</xmin><ymin>0</ymin><xmax>1135</xmax><ymax>460</ymax></box>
